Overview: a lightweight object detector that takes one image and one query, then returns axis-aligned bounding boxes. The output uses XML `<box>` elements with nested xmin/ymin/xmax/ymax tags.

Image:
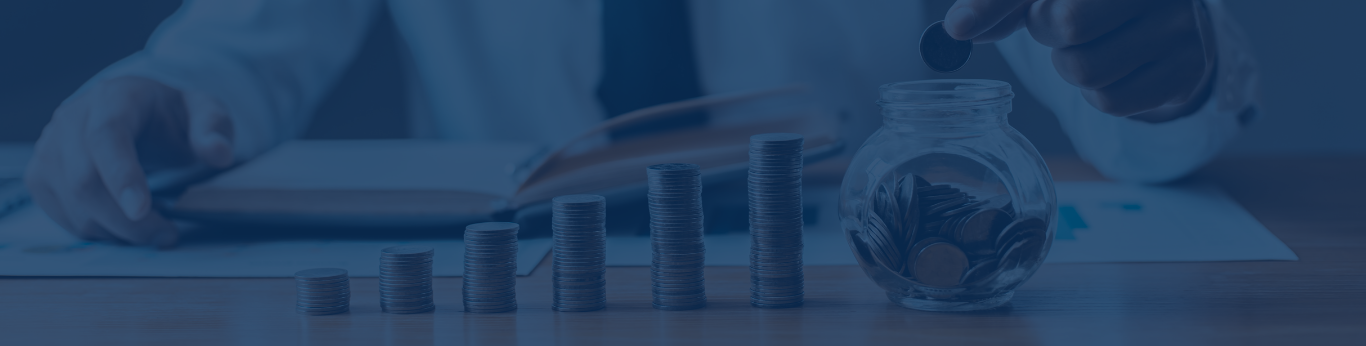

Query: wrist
<box><xmin>1128</xmin><ymin>0</ymin><xmax>1219</xmax><ymax>124</ymax></box>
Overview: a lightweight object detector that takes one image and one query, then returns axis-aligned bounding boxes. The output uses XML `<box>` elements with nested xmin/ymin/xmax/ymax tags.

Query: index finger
<box><xmin>944</xmin><ymin>0</ymin><xmax>1036</xmax><ymax>41</ymax></box>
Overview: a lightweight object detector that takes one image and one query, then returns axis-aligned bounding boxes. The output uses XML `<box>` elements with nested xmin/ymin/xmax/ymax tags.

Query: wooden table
<box><xmin>2</xmin><ymin>157</ymin><xmax>1364</xmax><ymax>345</ymax></box>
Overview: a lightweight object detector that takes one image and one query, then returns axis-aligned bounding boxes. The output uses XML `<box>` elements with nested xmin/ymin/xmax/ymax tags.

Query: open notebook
<box><xmin>167</xmin><ymin>86</ymin><xmax>843</xmax><ymax>227</ymax></box>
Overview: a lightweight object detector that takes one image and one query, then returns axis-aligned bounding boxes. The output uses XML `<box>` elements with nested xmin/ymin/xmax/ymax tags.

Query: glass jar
<box><xmin>838</xmin><ymin>79</ymin><xmax>1056</xmax><ymax>311</ymax></box>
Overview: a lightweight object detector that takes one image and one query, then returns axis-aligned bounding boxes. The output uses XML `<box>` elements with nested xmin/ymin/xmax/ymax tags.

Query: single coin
<box><xmin>465</xmin><ymin>304</ymin><xmax>518</xmax><ymax>313</ymax></box>
<box><xmin>935</xmin><ymin>214</ymin><xmax>964</xmax><ymax>240</ymax></box>
<box><xmin>923</xmin><ymin>219</ymin><xmax>947</xmax><ymax>236</ymax></box>
<box><xmin>912</xmin><ymin>241</ymin><xmax>969</xmax><ymax>288</ymax></box>
<box><xmin>942</xmin><ymin>199</ymin><xmax>986</xmax><ymax>219</ymax></box>
<box><xmin>960</xmin><ymin>258</ymin><xmax>1001</xmax><ymax>286</ymax></box>
<box><xmin>982</xmin><ymin>194</ymin><xmax>1013</xmax><ymax>213</ymax></box>
<box><xmin>848</xmin><ymin>230</ymin><xmax>889</xmax><ymax>275</ymax></box>
<box><xmin>999</xmin><ymin>233</ymin><xmax>1046</xmax><ymax>272</ymax></box>
<box><xmin>905</xmin><ymin>236</ymin><xmax>941</xmax><ymax>277</ymax></box>
<box><xmin>648</xmin><ymin>162</ymin><xmax>701</xmax><ymax>173</ymax></box>
<box><xmin>912</xmin><ymin>175</ymin><xmax>931</xmax><ymax>188</ymax></box>
<box><xmin>653</xmin><ymin>296</ymin><xmax>708</xmax><ymax>304</ymax></box>
<box><xmin>895</xmin><ymin>174</ymin><xmax>920</xmax><ymax>244</ymax></box>
<box><xmin>654</xmin><ymin>303</ymin><xmax>706</xmax><ymax>311</ymax></box>
<box><xmin>916</xmin><ymin>184</ymin><xmax>953</xmax><ymax>196</ymax></box>
<box><xmin>996</xmin><ymin>217</ymin><xmax>1048</xmax><ymax>252</ymax></box>
<box><xmin>862</xmin><ymin>212</ymin><xmax>902</xmax><ymax>273</ymax></box>
<box><xmin>955</xmin><ymin>208</ymin><xmax>1013</xmax><ymax>256</ymax></box>
<box><xmin>552</xmin><ymin>194</ymin><xmax>606</xmax><ymax>207</ymax></box>
<box><xmin>466</xmin><ymin>221</ymin><xmax>519</xmax><ymax>233</ymax></box>
<box><xmin>921</xmin><ymin>189</ymin><xmax>965</xmax><ymax>202</ymax></box>
<box><xmin>873</xmin><ymin>182</ymin><xmax>900</xmax><ymax>234</ymax></box>
<box><xmin>383</xmin><ymin>305</ymin><xmax>435</xmax><ymax>314</ymax></box>
<box><xmin>297</xmin><ymin>308</ymin><xmax>349</xmax><ymax>316</ymax></box>
<box><xmin>919</xmin><ymin>20</ymin><xmax>973</xmax><ymax>73</ymax></box>
<box><xmin>750</xmin><ymin>300</ymin><xmax>803</xmax><ymax>309</ymax></box>
<box><xmin>382</xmin><ymin>245</ymin><xmax>434</xmax><ymax>257</ymax></box>
<box><xmin>926</xmin><ymin>196</ymin><xmax>971</xmax><ymax>217</ymax></box>
<box><xmin>294</xmin><ymin>268</ymin><xmax>349</xmax><ymax>281</ymax></box>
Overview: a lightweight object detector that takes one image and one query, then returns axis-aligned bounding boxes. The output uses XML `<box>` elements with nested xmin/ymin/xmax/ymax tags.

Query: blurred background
<box><xmin>2</xmin><ymin>0</ymin><xmax>1362</xmax><ymax>157</ymax></box>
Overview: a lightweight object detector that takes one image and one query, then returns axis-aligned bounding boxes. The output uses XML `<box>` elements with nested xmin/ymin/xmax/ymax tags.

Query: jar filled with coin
<box><xmin>838</xmin><ymin>79</ymin><xmax>1056</xmax><ymax>311</ymax></box>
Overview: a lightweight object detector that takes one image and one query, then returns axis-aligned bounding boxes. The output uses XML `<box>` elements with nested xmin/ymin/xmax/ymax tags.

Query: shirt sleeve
<box><xmin>67</xmin><ymin>0</ymin><xmax>382</xmax><ymax>160</ymax></box>
<box><xmin>994</xmin><ymin>0</ymin><xmax>1259</xmax><ymax>184</ymax></box>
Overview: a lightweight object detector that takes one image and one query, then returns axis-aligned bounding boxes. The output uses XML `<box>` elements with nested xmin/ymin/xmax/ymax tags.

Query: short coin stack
<box><xmin>463</xmin><ymin>222</ymin><xmax>519</xmax><ymax>313</ymax></box>
<box><xmin>747</xmin><ymin>133</ymin><xmax>806</xmax><ymax>308</ymax></box>
<box><xmin>551</xmin><ymin>194</ymin><xmax>608</xmax><ymax>312</ymax></box>
<box><xmin>647</xmin><ymin>163</ymin><xmax>707</xmax><ymax>311</ymax></box>
<box><xmin>379</xmin><ymin>245</ymin><xmax>435</xmax><ymax>314</ymax></box>
<box><xmin>294</xmin><ymin>268</ymin><xmax>351</xmax><ymax>315</ymax></box>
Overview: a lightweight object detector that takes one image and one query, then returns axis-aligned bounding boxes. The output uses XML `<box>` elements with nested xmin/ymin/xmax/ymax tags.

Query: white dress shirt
<box><xmin>72</xmin><ymin>0</ymin><xmax>1257</xmax><ymax>184</ymax></box>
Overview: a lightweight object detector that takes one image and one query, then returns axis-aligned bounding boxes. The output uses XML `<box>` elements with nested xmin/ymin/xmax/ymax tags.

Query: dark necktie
<box><xmin>597</xmin><ymin>0</ymin><xmax>706</xmax><ymax>141</ymax></box>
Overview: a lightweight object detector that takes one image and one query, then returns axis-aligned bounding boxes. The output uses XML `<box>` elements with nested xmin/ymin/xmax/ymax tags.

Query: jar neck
<box><xmin>877</xmin><ymin>79</ymin><xmax>1013</xmax><ymax>133</ymax></box>
<box><xmin>881</xmin><ymin>102</ymin><xmax>1011</xmax><ymax>132</ymax></box>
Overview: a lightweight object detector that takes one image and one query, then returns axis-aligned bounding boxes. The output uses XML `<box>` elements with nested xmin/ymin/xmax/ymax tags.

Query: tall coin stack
<box><xmin>379</xmin><ymin>245</ymin><xmax>435</xmax><ymax>314</ymax></box>
<box><xmin>647</xmin><ymin>163</ymin><xmax>707</xmax><ymax>311</ymax></box>
<box><xmin>747</xmin><ymin>133</ymin><xmax>805</xmax><ymax>308</ymax></box>
<box><xmin>551</xmin><ymin>194</ymin><xmax>608</xmax><ymax>312</ymax></box>
<box><xmin>294</xmin><ymin>268</ymin><xmax>350</xmax><ymax>315</ymax></box>
<box><xmin>463</xmin><ymin>222</ymin><xmax>519</xmax><ymax>313</ymax></box>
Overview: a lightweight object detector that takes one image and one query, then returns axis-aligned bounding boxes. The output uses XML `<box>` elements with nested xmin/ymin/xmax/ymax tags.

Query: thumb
<box><xmin>183</xmin><ymin>91</ymin><xmax>235</xmax><ymax>168</ymax></box>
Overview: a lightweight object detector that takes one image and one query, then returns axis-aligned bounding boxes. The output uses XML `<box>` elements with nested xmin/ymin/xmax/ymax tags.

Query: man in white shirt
<box><xmin>24</xmin><ymin>0</ymin><xmax>1258</xmax><ymax>247</ymax></box>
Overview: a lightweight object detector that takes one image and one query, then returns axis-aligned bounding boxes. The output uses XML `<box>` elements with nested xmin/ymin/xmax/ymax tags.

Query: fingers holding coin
<box><xmin>938</xmin><ymin>0</ymin><xmax>1215</xmax><ymax>118</ymax></box>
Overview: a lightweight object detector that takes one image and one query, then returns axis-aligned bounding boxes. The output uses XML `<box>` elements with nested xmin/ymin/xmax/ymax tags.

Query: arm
<box><xmin>26</xmin><ymin>0</ymin><xmax>380</xmax><ymax>246</ymax></box>
<box><xmin>996</xmin><ymin>0</ymin><xmax>1257</xmax><ymax>183</ymax></box>
<box><xmin>942</xmin><ymin>0</ymin><xmax>1259</xmax><ymax>183</ymax></box>
<box><xmin>85</xmin><ymin>0</ymin><xmax>382</xmax><ymax>159</ymax></box>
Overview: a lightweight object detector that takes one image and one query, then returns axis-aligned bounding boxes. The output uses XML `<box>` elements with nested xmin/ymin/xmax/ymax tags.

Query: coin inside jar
<box><xmin>863</xmin><ymin>212</ymin><xmax>903</xmax><ymax>273</ymax></box>
<box><xmin>959</xmin><ymin>258</ymin><xmax>1000</xmax><ymax>286</ymax></box>
<box><xmin>873</xmin><ymin>183</ymin><xmax>901</xmax><ymax>235</ymax></box>
<box><xmin>909</xmin><ymin>239</ymin><xmax>968</xmax><ymax>288</ymax></box>
<box><xmin>995</xmin><ymin>217</ymin><xmax>1048</xmax><ymax>272</ymax></box>
<box><xmin>954</xmin><ymin>208</ymin><xmax>1012</xmax><ymax>256</ymax></box>
<box><xmin>894</xmin><ymin>175</ymin><xmax>920</xmax><ymax>244</ymax></box>
<box><xmin>996</xmin><ymin>217</ymin><xmax>1047</xmax><ymax>252</ymax></box>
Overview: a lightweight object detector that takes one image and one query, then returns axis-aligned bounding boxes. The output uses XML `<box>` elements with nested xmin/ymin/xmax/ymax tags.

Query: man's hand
<box><xmin>25</xmin><ymin>76</ymin><xmax>234</xmax><ymax>247</ymax></box>
<box><xmin>944</xmin><ymin>0</ymin><xmax>1215</xmax><ymax>121</ymax></box>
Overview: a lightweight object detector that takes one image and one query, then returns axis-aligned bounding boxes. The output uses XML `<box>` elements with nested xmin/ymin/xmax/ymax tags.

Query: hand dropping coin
<box><xmin>919</xmin><ymin>20</ymin><xmax>973</xmax><ymax>73</ymax></box>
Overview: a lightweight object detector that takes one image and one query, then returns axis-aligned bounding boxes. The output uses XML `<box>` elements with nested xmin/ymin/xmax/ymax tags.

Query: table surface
<box><xmin>2</xmin><ymin>156</ymin><xmax>1364</xmax><ymax>345</ymax></box>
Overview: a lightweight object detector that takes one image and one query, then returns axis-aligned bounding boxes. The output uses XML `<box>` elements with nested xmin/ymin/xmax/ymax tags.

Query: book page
<box><xmin>199</xmin><ymin>140</ymin><xmax>536</xmax><ymax>194</ymax></box>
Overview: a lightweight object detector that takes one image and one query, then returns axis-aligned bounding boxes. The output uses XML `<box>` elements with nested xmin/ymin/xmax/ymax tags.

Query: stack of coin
<box><xmin>294</xmin><ymin>268</ymin><xmax>350</xmax><ymax>316</ymax></box>
<box><xmin>463</xmin><ymin>222</ymin><xmax>519</xmax><ymax>313</ymax></box>
<box><xmin>551</xmin><ymin>194</ymin><xmax>608</xmax><ymax>312</ymax></box>
<box><xmin>646</xmin><ymin>163</ymin><xmax>707</xmax><ymax>311</ymax></box>
<box><xmin>379</xmin><ymin>245</ymin><xmax>435</xmax><ymax>314</ymax></box>
<box><xmin>747</xmin><ymin>133</ymin><xmax>805</xmax><ymax>309</ymax></box>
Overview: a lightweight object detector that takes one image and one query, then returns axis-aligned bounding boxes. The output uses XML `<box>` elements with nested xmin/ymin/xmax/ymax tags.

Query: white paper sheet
<box><xmin>0</xmin><ymin>206</ymin><xmax>551</xmax><ymax>277</ymax></box>
<box><xmin>605</xmin><ymin>182</ymin><xmax>1298</xmax><ymax>266</ymax></box>
<box><xmin>1045</xmin><ymin>182</ymin><xmax>1297</xmax><ymax>262</ymax></box>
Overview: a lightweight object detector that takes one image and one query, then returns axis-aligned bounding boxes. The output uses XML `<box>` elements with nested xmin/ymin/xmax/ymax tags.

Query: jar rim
<box><xmin>878</xmin><ymin>79</ymin><xmax>1012</xmax><ymax>108</ymax></box>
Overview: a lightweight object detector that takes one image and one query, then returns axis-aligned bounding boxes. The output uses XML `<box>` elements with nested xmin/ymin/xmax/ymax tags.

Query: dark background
<box><xmin>2</xmin><ymin>1</ymin><xmax>1361</xmax><ymax>157</ymax></box>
